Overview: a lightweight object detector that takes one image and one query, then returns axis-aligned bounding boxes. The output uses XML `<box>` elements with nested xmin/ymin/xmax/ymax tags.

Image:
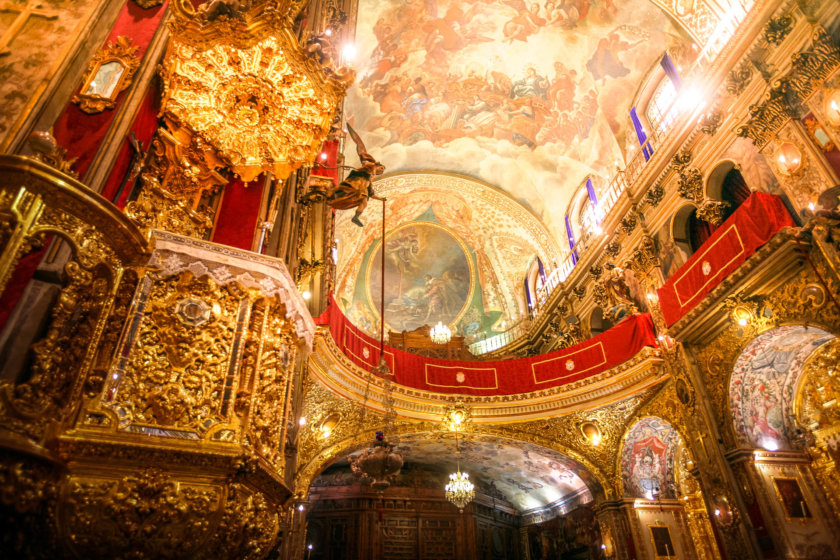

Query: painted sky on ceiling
<box><xmin>346</xmin><ymin>0</ymin><xmax>691</xmax><ymax>243</ymax></box>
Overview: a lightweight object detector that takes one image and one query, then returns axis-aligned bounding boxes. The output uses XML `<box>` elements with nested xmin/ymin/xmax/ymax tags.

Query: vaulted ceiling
<box><xmin>344</xmin><ymin>0</ymin><xmax>695</xmax><ymax>244</ymax></box>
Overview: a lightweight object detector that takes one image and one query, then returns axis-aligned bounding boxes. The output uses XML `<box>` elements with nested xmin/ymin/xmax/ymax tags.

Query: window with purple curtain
<box><xmin>660</xmin><ymin>54</ymin><xmax>683</xmax><ymax>90</ymax></box>
<box><xmin>565</xmin><ymin>215</ymin><xmax>578</xmax><ymax>265</ymax></box>
<box><xmin>630</xmin><ymin>107</ymin><xmax>653</xmax><ymax>161</ymax></box>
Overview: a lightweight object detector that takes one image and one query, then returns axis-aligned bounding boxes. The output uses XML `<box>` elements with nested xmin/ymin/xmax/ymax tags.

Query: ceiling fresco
<box><xmin>345</xmin><ymin>0</ymin><xmax>693</xmax><ymax>243</ymax></box>
<box><xmin>334</xmin><ymin>173</ymin><xmax>561</xmax><ymax>341</ymax></box>
<box><xmin>322</xmin><ymin>433</ymin><xmax>598</xmax><ymax>512</ymax></box>
<box><xmin>729</xmin><ymin>325</ymin><xmax>835</xmax><ymax>450</ymax></box>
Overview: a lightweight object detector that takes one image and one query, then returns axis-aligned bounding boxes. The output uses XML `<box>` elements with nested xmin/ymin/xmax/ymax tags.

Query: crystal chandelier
<box><xmin>444</xmin><ymin>408</ymin><xmax>474</xmax><ymax>513</ymax></box>
<box><xmin>430</xmin><ymin>321</ymin><xmax>452</xmax><ymax>344</ymax></box>
<box><xmin>445</xmin><ymin>471</ymin><xmax>475</xmax><ymax>513</ymax></box>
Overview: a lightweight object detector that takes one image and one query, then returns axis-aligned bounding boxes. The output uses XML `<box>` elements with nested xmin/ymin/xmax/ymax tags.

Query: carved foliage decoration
<box><xmin>72</xmin><ymin>36</ymin><xmax>140</xmax><ymax>114</ymax></box>
<box><xmin>133</xmin><ymin>0</ymin><xmax>164</xmax><ymax>7</ymax></box>
<box><xmin>737</xmin><ymin>27</ymin><xmax>840</xmax><ymax>148</ymax></box>
<box><xmin>59</xmin><ymin>470</ymin><xmax>279</xmax><ymax>559</ymax></box>
<box><xmin>110</xmin><ymin>272</ymin><xmax>240</xmax><ymax>432</ymax></box>
<box><xmin>763</xmin><ymin>14</ymin><xmax>793</xmax><ymax>46</ymax></box>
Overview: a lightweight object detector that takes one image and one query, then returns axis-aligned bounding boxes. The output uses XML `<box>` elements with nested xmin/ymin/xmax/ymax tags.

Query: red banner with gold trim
<box><xmin>657</xmin><ymin>193</ymin><xmax>795</xmax><ymax>326</ymax></box>
<box><xmin>326</xmin><ymin>296</ymin><xmax>657</xmax><ymax>395</ymax></box>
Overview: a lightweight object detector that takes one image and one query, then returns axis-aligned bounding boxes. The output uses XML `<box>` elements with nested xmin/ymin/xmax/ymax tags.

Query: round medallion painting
<box><xmin>368</xmin><ymin>223</ymin><xmax>474</xmax><ymax>333</ymax></box>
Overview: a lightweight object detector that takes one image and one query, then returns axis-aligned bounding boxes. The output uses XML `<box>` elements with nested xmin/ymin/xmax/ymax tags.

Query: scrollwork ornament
<box><xmin>645</xmin><ymin>183</ymin><xmax>664</xmax><ymax>207</ymax></box>
<box><xmin>677</xmin><ymin>168</ymin><xmax>703</xmax><ymax>203</ymax></box>
<box><xmin>699</xmin><ymin>109</ymin><xmax>722</xmax><ymax>136</ymax></box>
<box><xmin>619</xmin><ymin>213</ymin><xmax>637</xmax><ymax>235</ymax></box>
<box><xmin>726</xmin><ymin>64</ymin><xmax>752</xmax><ymax>96</ymax></box>
<box><xmin>763</xmin><ymin>14</ymin><xmax>793</xmax><ymax>46</ymax></box>
<box><xmin>132</xmin><ymin>0</ymin><xmax>164</xmax><ymax>7</ymax></box>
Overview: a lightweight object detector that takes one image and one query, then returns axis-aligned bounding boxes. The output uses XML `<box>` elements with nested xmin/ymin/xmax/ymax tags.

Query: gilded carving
<box><xmin>645</xmin><ymin>183</ymin><xmax>664</xmax><ymax>207</ymax></box>
<box><xmin>763</xmin><ymin>14</ymin><xmax>793</xmax><ymax>46</ymax></box>
<box><xmin>677</xmin><ymin>167</ymin><xmax>703</xmax><ymax>203</ymax></box>
<box><xmin>699</xmin><ymin>109</ymin><xmax>722</xmax><ymax>136</ymax></box>
<box><xmin>619</xmin><ymin>213</ymin><xmax>637</xmax><ymax>235</ymax></box>
<box><xmin>133</xmin><ymin>0</ymin><xmax>164</xmax><ymax>7</ymax></box>
<box><xmin>161</xmin><ymin>1</ymin><xmax>352</xmax><ymax>182</ymax></box>
<box><xmin>695</xmin><ymin>199</ymin><xmax>730</xmax><ymax>226</ymax></box>
<box><xmin>107</xmin><ymin>272</ymin><xmax>240</xmax><ymax>432</ymax></box>
<box><xmin>726</xmin><ymin>63</ymin><xmax>752</xmax><ymax>96</ymax></box>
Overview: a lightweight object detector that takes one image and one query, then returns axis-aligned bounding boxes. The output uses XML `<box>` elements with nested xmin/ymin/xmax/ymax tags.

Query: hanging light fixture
<box><xmin>350</xmin><ymin>198</ymin><xmax>403</xmax><ymax>490</ymax></box>
<box><xmin>444</xmin><ymin>408</ymin><xmax>474</xmax><ymax>513</ymax></box>
<box><xmin>430</xmin><ymin>321</ymin><xmax>452</xmax><ymax>344</ymax></box>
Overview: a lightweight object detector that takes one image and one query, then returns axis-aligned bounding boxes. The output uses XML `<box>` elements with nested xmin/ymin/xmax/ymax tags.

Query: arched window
<box><xmin>646</xmin><ymin>76</ymin><xmax>678</xmax><ymax>134</ymax></box>
<box><xmin>524</xmin><ymin>257</ymin><xmax>547</xmax><ymax>312</ymax></box>
<box><xmin>707</xmin><ymin>161</ymin><xmax>752</xmax><ymax>224</ymax></box>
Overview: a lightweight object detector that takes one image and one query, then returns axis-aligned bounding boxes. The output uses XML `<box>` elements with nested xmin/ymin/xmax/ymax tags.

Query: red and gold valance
<box><xmin>657</xmin><ymin>193</ymin><xmax>796</xmax><ymax>326</ymax></box>
<box><xmin>322</xmin><ymin>297</ymin><xmax>658</xmax><ymax>395</ymax></box>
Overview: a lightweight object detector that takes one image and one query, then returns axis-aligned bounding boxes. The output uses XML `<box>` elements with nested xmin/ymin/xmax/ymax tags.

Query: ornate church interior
<box><xmin>1</xmin><ymin>0</ymin><xmax>840</xmax><ymax>558</ymax></box>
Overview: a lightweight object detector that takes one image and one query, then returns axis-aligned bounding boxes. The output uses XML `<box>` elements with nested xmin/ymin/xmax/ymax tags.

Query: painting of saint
<box><xmin>368</xmin><ymin>223</ymin><xmax>473</xmax><ymax>332</ymax></box>
<box><xmin>773</xmin><ymin>477</ymin><xmax>812</xmax><ymax>519</ymax></box>
<box><xmin>654</xmin><ymin>223</ymin><xmax>689</xmax><ymax>280</ymax></box>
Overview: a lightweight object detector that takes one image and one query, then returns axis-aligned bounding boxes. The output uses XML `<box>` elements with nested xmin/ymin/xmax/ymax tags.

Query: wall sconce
<box><xmin>774</xmin><ymin>141</ymin><xmax>804</xmax><ymax>176</ymax></box>
<box><xmin>825</xmin><ymin>90</ymin><xmax>840</xmax><ymax>127</ymax></box>
<box><xmin>580</xmin><ymin>421</ymin><xmax>602</xmax><ymax>446</ymax></box>
<box><xmin>318</xmin><ymin>413</ymin><xmax>341</xmax><ymax>439</ymax></box>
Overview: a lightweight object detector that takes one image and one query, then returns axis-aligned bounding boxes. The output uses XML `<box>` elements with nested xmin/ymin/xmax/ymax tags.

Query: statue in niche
<box><xmin>601</xmin><ymin>263</ymin><xmax>639</xmax><ymax>323</ymax></box>
<box><xmin>328</xmin><ymin>124</ymin><xmax>385</xmax><ymax>226</ymax></box>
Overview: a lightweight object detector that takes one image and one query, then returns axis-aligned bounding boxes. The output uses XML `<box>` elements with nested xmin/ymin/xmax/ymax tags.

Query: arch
<box><xmin>706</xmin><ymin>159</ymin><xmax>751</xmax><ymax>222</ymax></box>
<box><xmin>588</xmin><ymin>307</ymin><xmax>612</xmax><ymax>336</ymax></box>
<box><xmin>524</xmin><ymin>256</ymin><xmax>547</xmax><ymax>312</ymax></box>
<box><xmin>671</xmin><ymin>203</ymin><xmax>712</xmax><ymax>255</ymax></box>
<box><xmin>728</xmin><ymin>325</ymin><xmax>836</xmax><ymax>450</ymax></box>
<box><xmin>619</xmin><ymin>416</ymin><xmax>684</xmax><ymax>499</ymax></box>
<box><xmin>296</xmin><ymin>426</ymin><xmax>614</xmax><ymax>502</ymax></box>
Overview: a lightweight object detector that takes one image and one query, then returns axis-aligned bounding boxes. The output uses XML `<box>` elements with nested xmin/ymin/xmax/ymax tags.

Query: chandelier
<box><xmin>430</xmin><ymin>321</ymin><xmax>452</xmax><ymax>344</ymax></box>
<box><xmin>445</xmin><ymin>471</ymin><xmax>475</xmax><ymax>513</ymax></box>
<box><xmin>444</xmin><ymin>405</ymin><xmax>474</xmax><ymax>512</ymax></box>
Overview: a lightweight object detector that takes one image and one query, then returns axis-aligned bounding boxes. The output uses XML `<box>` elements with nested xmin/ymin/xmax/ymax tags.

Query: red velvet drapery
<box><xmin>657</xmin><ymin>193</ymin><xmax>796</xmax><ymax>326</ymax></box>
<box><xmin>325</xmin><ymin>296</ymin><xmax>658</xmax><ymax>396</ymax></box>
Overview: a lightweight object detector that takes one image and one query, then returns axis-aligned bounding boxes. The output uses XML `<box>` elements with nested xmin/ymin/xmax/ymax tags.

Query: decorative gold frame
<box><xmin>649</xmin><ymin>524</ymin><xmax>678</xmax><ymax>559</ymax></box>
<box><xmin>132</xmin><ymin>0</ymin><xmax>164</xmax><ymax>7</ymax></box>
<box><xmin>72</xmin><ymin>36</ymin><xmax>140</xmax><ymax>114</ymax></box>
<box><xmin>771</xmin><ymin>477</ymin><xmax>814</xmax><ymax>522</ymax></box>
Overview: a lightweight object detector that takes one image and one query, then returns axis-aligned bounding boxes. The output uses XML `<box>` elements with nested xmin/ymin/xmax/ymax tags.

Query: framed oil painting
<box><xmin>73</xmin><ymin>36</ymin><xmax>140</xmax><ymax>114</ymax></box>
<box><xmin>772</xmin><ymin>477</ymin><xmax>812</xmax><ymax>521</ymax></box>
<box><xmin>649</xmin><ymin>525</ymin><xmax>677</xmax><ymax>559</ymax></box>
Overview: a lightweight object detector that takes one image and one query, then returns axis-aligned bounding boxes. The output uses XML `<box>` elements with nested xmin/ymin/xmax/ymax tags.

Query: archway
<box><xmin>725</xmin><ymin>326</ymin><xmax>840</xmax><ymax>558</ymax></box>
<box><xmin>301</xmin><ymin>431</ymin><xmax>608</xmax><ymax>560</ymax></box>
<box><xmin>619</xmin><ymin>416</ymin><xmax>717</xmax><ymax>560</ymax></box>
<box><xmin>707</xmin><ymin>160</ymin><xmax>752</xmax><ymax>223</ymax></box>
<box><xmin>728</xmin><ymin>325</ymin><xmax>835</xmax><ymax>451</ymax></box>
<box><xmin>589</xmin><ymin>307</ymin><xmax>613</xmax><ymax>336</ymax></box>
